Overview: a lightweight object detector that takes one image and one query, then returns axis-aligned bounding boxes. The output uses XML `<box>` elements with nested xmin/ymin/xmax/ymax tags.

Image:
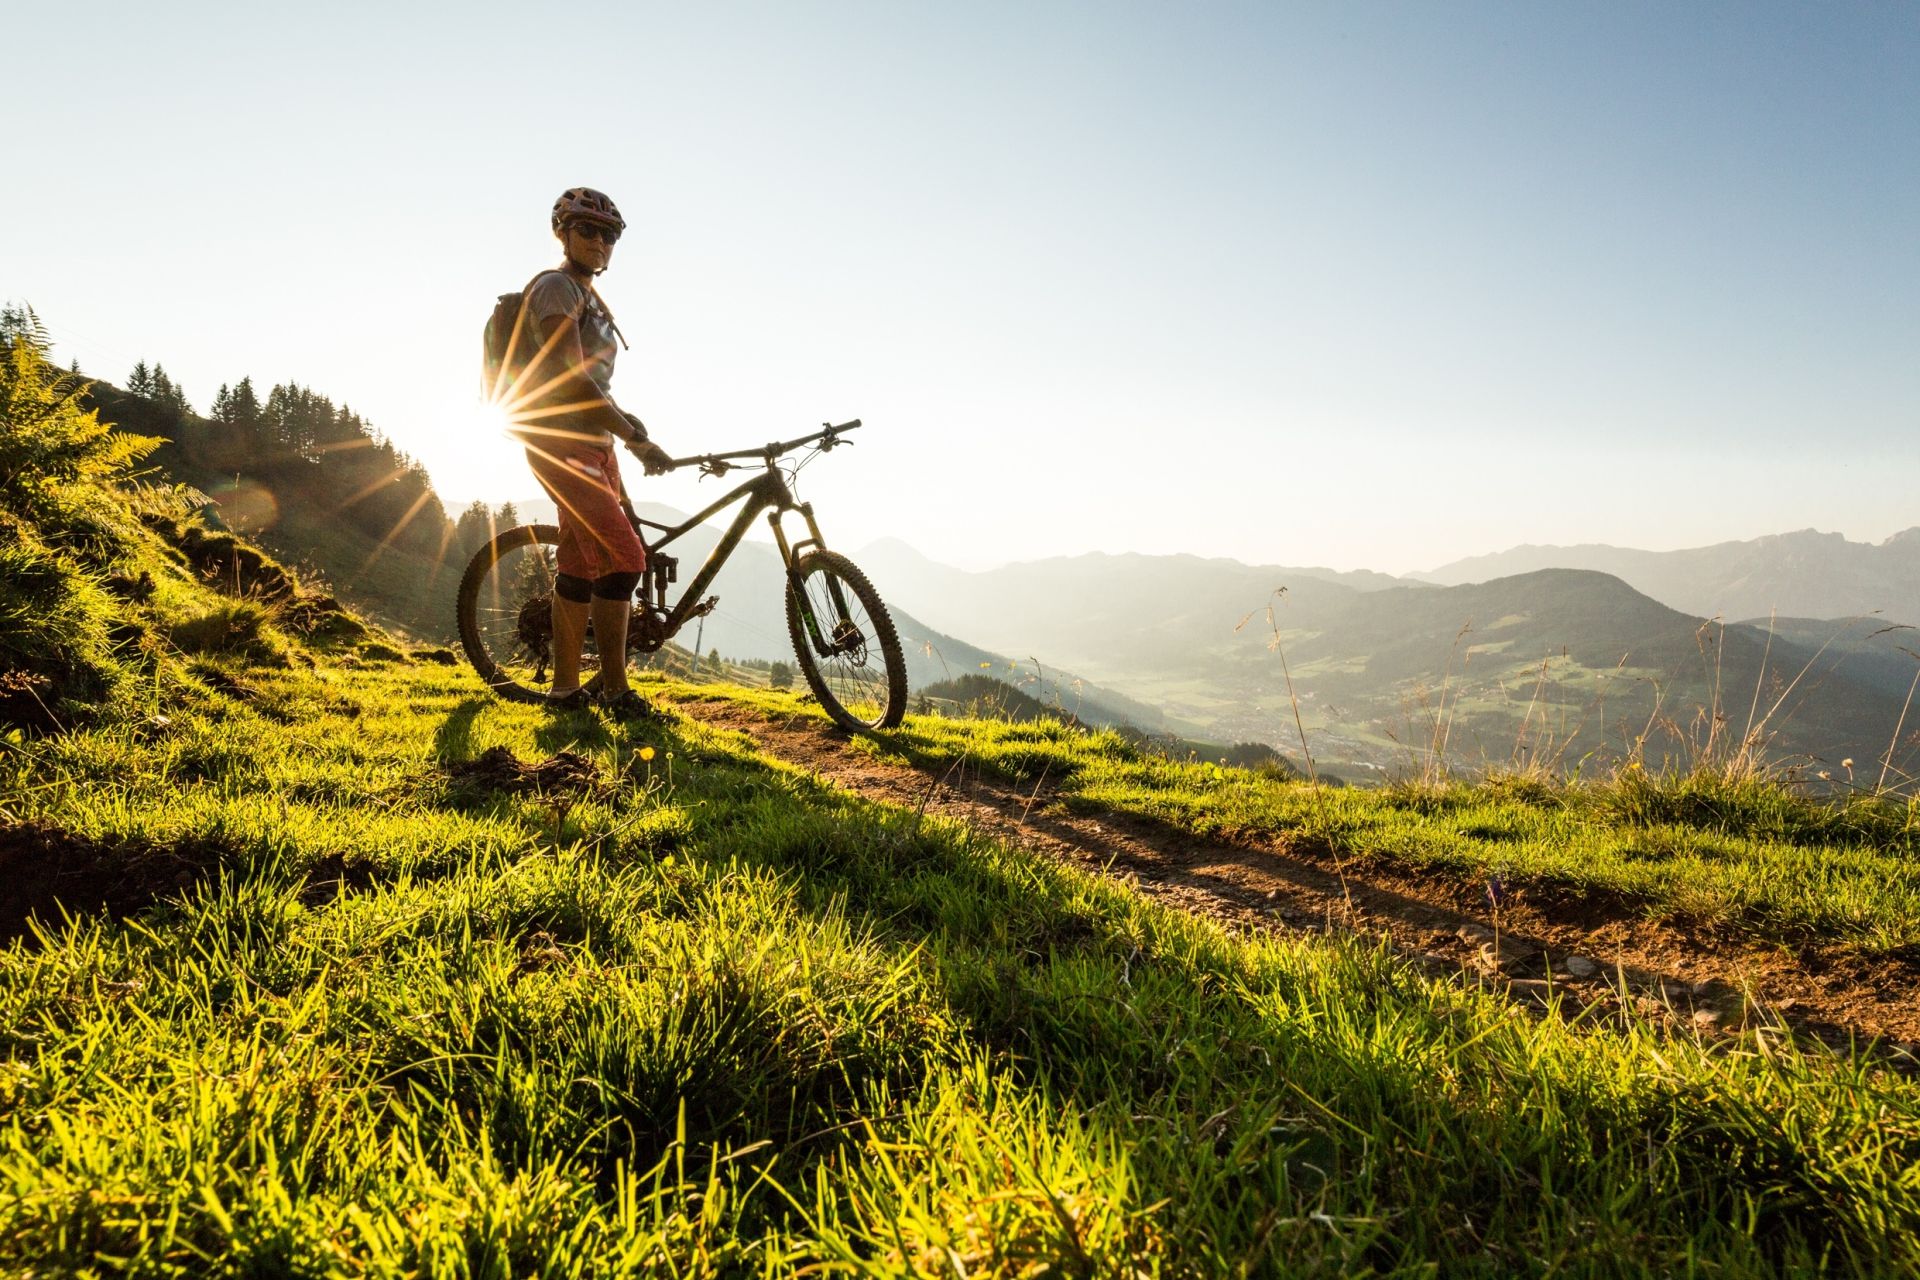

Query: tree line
<box><xmin>123</xmin><ymin>360</ymin><xmax>193</xmax><ymax>418</ymax></box>
<box><xmin>116</xmin><ymin>363</ymin><xmax>454</xmax><ymax>562</ymax></box>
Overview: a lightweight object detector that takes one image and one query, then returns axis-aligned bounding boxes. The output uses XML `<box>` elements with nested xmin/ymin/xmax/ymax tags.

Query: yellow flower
<box><xmin>638</xmin><ymin>746</ymin><xmax>656</xmax><ymax>762</ymax></box>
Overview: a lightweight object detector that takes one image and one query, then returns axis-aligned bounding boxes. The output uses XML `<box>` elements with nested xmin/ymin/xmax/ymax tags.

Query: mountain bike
<box><xmin>456</xmin><ymin>419</ymin><xmax>908</xmax><ymax>731</ymax></box>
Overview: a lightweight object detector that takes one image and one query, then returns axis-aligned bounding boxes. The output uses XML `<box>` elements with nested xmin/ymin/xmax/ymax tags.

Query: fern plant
<box><xmin>0</xmin><ymin>307</ymin><xmax>161</xmax><ymax>552</ymax></box>
<box><xmin>0</xmin><ymin>309</ymin><xmax>164</xmax><ymax>728</ymax></box>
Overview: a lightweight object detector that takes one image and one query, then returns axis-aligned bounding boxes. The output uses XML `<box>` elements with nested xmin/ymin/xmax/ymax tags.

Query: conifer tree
<box><xmin>455</xmin><ymin>500</ymin><xmax>494</xmax><ymax>555</ymax></box>
<box><xmin>230</xmin><ymin>376</ymin><xmax>262</xmax><ymax>430</ymax></box>
<box><xmin>151</xmin><ymin>366</ymin><xmax>190</xmax><ymax>416</ymax></box>
<box><xmin>127</xmin><ymin>360</ymin><xmax>152</xmax><ymax>397</ymax></box>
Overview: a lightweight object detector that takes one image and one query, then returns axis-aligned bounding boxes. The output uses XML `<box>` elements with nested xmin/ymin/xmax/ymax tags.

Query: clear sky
<box><xmin>5</xmin><ymin>1</ymin><xmax>1915</xmax><ymax>573</ymax></box>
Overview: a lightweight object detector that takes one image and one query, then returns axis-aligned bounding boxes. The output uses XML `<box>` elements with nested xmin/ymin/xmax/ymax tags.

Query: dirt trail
<box><xmin>674</xmin><ymin>695</ymin><xmax>1920</xmax><ymax>1054</ymax></box>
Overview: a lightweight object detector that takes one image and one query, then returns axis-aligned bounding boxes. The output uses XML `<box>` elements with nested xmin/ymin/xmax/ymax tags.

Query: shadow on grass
<box><xmin>431</xmin><ymin>698</ymin><xmax>490</xmax><ymax>762</ymax></box>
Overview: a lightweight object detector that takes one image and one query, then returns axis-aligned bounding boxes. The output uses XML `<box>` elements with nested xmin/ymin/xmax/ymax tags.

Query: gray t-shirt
<box><xmin>522</xmin><ymin>270</ymin><xmax>620</xmax><ymax>441</ymax></box>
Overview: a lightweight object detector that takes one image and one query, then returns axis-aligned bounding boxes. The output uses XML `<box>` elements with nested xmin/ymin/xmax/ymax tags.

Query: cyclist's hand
<box><xmin>627</xmin><ymin>438</ymin><xmax>674</xmax><ymax>475</ymax></box>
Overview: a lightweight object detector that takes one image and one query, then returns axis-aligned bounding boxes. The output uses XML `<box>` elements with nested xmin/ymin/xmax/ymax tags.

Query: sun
<box><xmin>411</xmin><ymin>398</ymin><xmax>532</xmax><ymax>510</ymax></box>
<box><xmin>477</xmin><ymin>396</ymin><xmax>517</xmax><ymax>442</ymax></box>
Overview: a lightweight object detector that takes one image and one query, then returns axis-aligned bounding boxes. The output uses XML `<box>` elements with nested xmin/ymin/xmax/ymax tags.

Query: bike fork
<box><xmin>771</xmin><ymin>503</ymin><xmax>853</xmax><ymax>656</ymax></box>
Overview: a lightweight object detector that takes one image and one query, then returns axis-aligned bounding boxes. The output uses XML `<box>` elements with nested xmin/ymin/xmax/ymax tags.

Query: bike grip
<box><xmin>826</xmin><ymin>419</ymin><xmax>862</xmax><ymax>431</ymax></box>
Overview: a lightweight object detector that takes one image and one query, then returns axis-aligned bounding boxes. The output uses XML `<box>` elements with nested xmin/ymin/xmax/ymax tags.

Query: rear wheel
<box><xmin>458</xmin><ymin>523</ymin><xmax>640</xmax><ymax>703</ymax></box>
<box><xmin>784</xmin><ymin>550</ymin><xmax>907</xmax><ymax>731</ymax></box>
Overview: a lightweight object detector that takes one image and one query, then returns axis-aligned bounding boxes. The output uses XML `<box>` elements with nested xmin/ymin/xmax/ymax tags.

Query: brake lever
<box><xmin>699</xmin><ymin>459</ymin><xmax>732</xmax><ymax>480</ymax></box>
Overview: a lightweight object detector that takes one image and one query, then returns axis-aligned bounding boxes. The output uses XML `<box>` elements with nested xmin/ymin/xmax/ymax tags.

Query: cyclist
<box><xmin>514</xmin><ymin>186</ymin><xmax>674</xmax><ymax>718</ymax></box>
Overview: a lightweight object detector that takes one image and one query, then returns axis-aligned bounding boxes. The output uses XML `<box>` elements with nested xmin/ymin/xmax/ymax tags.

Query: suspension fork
<box><xmin>770</xmin><ymin>501</ymin><xmax>854</xmax><ymax>655</ymax></box>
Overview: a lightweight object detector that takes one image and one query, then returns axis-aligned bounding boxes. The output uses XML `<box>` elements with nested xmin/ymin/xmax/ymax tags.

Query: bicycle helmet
<box><xmin>551</xmin><ymin>187</ymin><xmax>626</xmax><ymax>235</ymax></box>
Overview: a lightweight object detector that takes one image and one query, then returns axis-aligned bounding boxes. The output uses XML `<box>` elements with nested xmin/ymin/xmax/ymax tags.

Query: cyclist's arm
<box><xmin>533</xmin><ymin>314</ymin><xmax>644</xmax><ymax>445</ymax></box>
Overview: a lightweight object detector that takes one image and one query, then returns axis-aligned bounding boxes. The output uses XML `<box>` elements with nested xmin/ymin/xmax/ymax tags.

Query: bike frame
<box><xmin>631</xmin><ymin>460</ymin><xmax>850</xmax><ymax>653</ymax></box>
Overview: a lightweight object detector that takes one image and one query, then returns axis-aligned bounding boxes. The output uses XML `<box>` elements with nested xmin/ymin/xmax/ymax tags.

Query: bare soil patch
<box><xmin>0</xmin><ymin>822</ymin><xmax>226</xmax><ymax>943</ymax></box>
<box><xmin>445</xmin><ymin>746</ymin><xmax>602</xmax><ymax>799</ymax></box>
<box><xmin>676</xmin><ymin>695</ymin><xmax>1920</xmax><ymax>1055</ymax></box>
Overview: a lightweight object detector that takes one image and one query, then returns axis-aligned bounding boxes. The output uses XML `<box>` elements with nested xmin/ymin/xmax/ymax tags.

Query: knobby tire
<box><xmin>456</xmin><ymin>523</ymin><xmax>562</xmax><ymax>704</ymax></box>
<box><xmin>784</xmin><ymin>549</ymin><xmax>908</xmax><ymax>731</ymax></box>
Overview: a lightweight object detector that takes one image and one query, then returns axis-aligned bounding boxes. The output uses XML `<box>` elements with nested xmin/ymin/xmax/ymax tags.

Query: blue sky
<box><xmin>5</xmin><ymin>1</ymin><xmax>1915</xmax><ymax>572</ymax></box>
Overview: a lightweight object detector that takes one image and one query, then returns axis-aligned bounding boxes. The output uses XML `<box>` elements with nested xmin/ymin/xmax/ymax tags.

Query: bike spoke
<box><xmin>790</xmin><ymin>558</ymin><xmax>897</xmax><ymax>726</ymax></box>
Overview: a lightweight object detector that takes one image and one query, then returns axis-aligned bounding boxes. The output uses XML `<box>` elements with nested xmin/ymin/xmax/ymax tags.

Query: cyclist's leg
<box><xmin>589</xmin><ymin>576</ymin><xmax>638</xmax><ymax>697</ymax></box>
<box><xmin>538</xmin><ymin>445</ymin><xmax>646</xmax><ymax>698</ymax></box>
<box><xmin>575</xmin><ymin>454</ymin><xmax>645</xmax><ymax>696</ymax></box>
<box><xmin>549</xmin><ymin>568</ymin><xmax>592</xmax><ymax>694</ymax></box>
<box><xmin>527</xmin><ymin>446</ymin><xmax>613</xmax><ymax>696</ymax></box>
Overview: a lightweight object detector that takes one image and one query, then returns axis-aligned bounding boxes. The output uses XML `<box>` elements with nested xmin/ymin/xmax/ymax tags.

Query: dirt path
<box><xmin>673</xmin><ymin>694</ymin><xmax>1920</xmax><ymax>1055</ymax></box>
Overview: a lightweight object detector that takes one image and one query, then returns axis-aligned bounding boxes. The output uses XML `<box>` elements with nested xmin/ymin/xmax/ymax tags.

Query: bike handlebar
<box><xmin>664</xmin><ymin>419</ymin><xmax>862</xmax><ymax>472</ymax></box>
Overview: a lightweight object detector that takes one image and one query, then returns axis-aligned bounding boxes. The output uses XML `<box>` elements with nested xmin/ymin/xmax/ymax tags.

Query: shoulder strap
<box><xmin>579</xmin><ymin>277</ymin><xmax>631</xmax><ymax>352</ymax></box>
<box><xmin>521</xmin><ymin>269</ymin><xmax>631</xmax><ymax>353</ymax></box>
<box><xmin>519</xmin><ymin>269</ymin><xmax>570</xmax><ymax>307</ymax></box>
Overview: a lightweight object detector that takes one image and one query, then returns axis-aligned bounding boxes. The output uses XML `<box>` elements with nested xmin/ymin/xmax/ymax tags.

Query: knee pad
<box><xmin>554</xmin><ymin>573</ymin><xmax>593</xmax><ymax>604</ymax></box>
<box><xmin>592</xmin><ymin>570</ymin><xmax>643</xmax><ymax>600</ymax></box>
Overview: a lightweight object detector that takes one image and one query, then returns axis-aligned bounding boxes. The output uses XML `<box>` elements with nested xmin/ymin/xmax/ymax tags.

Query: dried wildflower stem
<box><xmin>1241</xmin><ymin>589</ymin><xmax>1317</xmax><ymax>784</ymax></box>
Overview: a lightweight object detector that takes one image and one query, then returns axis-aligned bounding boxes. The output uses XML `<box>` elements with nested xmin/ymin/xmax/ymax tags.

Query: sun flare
<box><xmin>406</xmin><ymin>398</ymin><xmax>533</xmax><ymax>508</ymax></box>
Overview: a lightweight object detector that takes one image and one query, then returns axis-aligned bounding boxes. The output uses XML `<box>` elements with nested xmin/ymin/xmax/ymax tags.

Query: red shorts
<box><xmin>525</xmin><ymin>442</ymin><xmax>646</xmax><ymax>580</ymax></box>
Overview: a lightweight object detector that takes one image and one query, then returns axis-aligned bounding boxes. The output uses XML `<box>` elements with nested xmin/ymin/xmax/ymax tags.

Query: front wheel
<box><xmin>784</xmin><ymin>550</ymin><xmax>907</xmax><ymax>731</ymax></box>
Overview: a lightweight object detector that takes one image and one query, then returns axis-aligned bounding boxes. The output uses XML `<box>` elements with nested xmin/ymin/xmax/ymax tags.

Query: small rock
<box><xmin>1563</xmin><ymin>955</ymin><xmax>1600</xmax><ymax>979</ymax></box>
<box><xmin>1455</xmin><ymin>924</ymin><xmax>1493</xmax><ymax>944</ymax></box>
<box><xmin>1475</xmin><ymin>941</ymin><xmax>1531</xmax><ymax>975</ymax></box>
<box><xmin>1692</xmin><ymin>1008</ymin><xmax>1723</xmax><ymax>1030</ymax></box>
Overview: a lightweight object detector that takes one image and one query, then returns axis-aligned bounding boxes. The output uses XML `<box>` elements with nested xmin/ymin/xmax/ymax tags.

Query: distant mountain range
<box><xmin>851</xmin><ymin>539</ymin><xmax>1918</xmax><ymax>776</ymax></box>
<box><xmin>1415</xmin><ymin>528</ymin><xmax>1920</xmax><ymax>628</ymax></box>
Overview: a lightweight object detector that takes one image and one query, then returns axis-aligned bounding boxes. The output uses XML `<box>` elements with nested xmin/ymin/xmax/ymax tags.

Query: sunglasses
<box><xmin>570</xmin><ymin>223</ymin><xmax>621</xmax><ymax>245</ymax></box>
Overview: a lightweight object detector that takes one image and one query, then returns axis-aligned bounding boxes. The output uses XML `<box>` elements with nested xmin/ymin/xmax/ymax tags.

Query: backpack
<box><xmin>480</xmin><ymin>270</ymin><xmax>568</xmax><ymax>403</ymax></box>
<box><xmin>481</xmin><ymin>272</ymin><xmax>630</xmax><ymax>404</ymax></box>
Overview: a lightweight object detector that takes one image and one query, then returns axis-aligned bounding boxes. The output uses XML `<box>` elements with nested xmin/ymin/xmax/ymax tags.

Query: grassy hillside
<box><xmin>6</xmin><ymin>323</ymin><xmax>1920</xmax><ymax>1274</ymax></box>
<box><xmin>710</xmin><ymin>682</ymin><xmax>1920</xmax><ymax>957</ymax></box>
<box><xmin>12</xmin><ymin>656</ymin><xmax>1919</xmax><ymax>1274</ymax></box>
<box><xmin>84</xmin><ymin>378</ymin><xmax>463</xmax><ymax>641</ymax></box>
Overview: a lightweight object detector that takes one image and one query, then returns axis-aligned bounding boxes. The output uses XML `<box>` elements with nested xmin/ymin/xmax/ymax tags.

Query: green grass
<box><xmin>5</xmin><ymin>657</ymin><xmax>1920</xmax><ymax>1276</ymax></box>
<box><xmin>704</xmin><ymin>684</ymin><xmax>1920</xmax><ymax>956</ymax></box>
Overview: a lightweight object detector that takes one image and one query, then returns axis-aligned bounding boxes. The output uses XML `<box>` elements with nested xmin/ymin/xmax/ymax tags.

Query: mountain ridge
<box><xmin>1414</xmin><ymin>527</ymin><xmax>1920</xmax><ymax>626</ymax></box>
